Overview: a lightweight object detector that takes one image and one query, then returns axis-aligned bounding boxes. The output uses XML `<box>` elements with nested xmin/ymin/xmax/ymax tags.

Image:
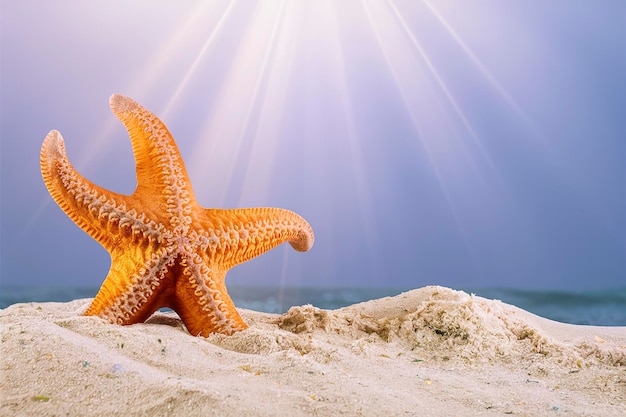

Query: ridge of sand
<box><xmin>1</xmin><ymin>286</ymin><xmax>624</xmax><ymax>416</ymax></box>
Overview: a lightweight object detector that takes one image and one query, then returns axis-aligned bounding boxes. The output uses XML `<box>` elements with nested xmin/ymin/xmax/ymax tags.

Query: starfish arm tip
<box><xmin>288</xmin><ymin>212</ymin><xmax>315</xmax><ymax>252</ymax></box>
<box><xmin>290</xmin><ymin>228</ymin><xmax>315</xmax><ymax>252</ymax></box>
<box><xmin>43</xmin><ymin>128</ymin><xmax>63</xmax><ymax>143</ymax></box>
<box><xmin>41</xmin><ymin>129</ymin><xmax>65</xmax><ymax>161</ymax></box>
<box><xmin>109</xmin><ymin>93</ymin><xmax>136</xmax><ymax>114</ymax></box>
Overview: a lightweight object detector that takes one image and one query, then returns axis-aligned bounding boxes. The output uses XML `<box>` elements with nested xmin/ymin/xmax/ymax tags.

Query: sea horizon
<box><xmin>1</xmin><ymin>284</ymin><xmax>624</xmax><ymax>327</ymax></box>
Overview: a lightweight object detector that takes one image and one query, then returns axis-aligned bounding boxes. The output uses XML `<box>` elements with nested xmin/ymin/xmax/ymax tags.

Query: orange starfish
<box><xmin>40</xmin><ymin>94</ymin><xmax>314</xmax><ymax>336</ymax></box>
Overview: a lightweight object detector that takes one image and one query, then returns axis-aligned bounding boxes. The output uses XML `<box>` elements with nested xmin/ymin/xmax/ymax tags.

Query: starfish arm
<box><xmin>40</xmin><ymin>130</ymin><xmax>142</xmax><ymax>250</ymax></box>
<box><xmin>171</xmin><ymin>255</ymin><xmax>247</xmax><ymax>336</ymax></box>
<box><xmin>84</xmin><ymin>249</ymin><xmax>174</xmax><ymax>324</ymax></box>
<box><xmin>109</xmin><ymin>94</ymin><xmax>197</xmax><ymax>224</ymax></box>
<box><xmin>197</xmin><ymin>207</ymin><xmax>314</xmax><ymax>270</ymax></box>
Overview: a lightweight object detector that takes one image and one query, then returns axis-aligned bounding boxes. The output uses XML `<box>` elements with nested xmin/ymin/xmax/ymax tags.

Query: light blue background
<box><xmin>1</xmin><ymin>1</ymin><xmax>624</xmax><ymax>290</ymax></box>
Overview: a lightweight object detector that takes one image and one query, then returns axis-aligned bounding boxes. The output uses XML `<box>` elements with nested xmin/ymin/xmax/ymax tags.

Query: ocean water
<box><xmin>0</xmin><ymin>285</ymin><xmax>624</xmax><ymax>327</ymax></box>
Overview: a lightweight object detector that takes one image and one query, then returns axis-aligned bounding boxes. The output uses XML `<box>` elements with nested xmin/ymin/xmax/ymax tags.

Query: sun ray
<box><xmin>421</xmin><ymin>0</ymin><xmax>540</xmax><ymax>137</ymax></box>
<box><xmin>329</xmin><ymin>1</ymin><xmax>386</xmax><ymax>284</ymax></box>
<box><xmin>128</xmin><ymin>1</ymin><xmax>225</xmax><ymax>102</ymax></box>
<box><xmin>361</xmin><ymin>0</ymin><xmax>453</xmax><ymax>202</ymax></box>
<box><xmin>361</xmin><ymin>0</ymin><xmax>483</xmax><ymax>276</ymax></box>
<box><xmin>232</xmin><ymin>0</ymin><xmax>388</xmax><ymax>283</ymax></box>
<box><xmin>231</xmin><ymin>0</ymin><xmax>288</xmax><ymax>206</ymax></box>
<box><xmin>386</xmin><ymin>0</ymin><xmax>498</xmax><ymax>175</ymax></box>
<box><xmin>186</xmin><ymin>1</ymin><xmax>292</xmax><ymax>207</ymax></box>
<box><xmin>78</xmin><ymin>2</ymin><xmax>223</xmax><ymax>170</ymax></box>
<box><xmin>160</xmin><ymin>0</ymin><xmax>238</xmax><ymax>118</ymax></box>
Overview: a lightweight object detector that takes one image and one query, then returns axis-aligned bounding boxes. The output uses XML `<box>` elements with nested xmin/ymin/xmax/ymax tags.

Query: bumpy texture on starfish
<box><xmin>40</xmin><ymin>94</ymin><xmax>314</xmax><ymax>336</ymax></box>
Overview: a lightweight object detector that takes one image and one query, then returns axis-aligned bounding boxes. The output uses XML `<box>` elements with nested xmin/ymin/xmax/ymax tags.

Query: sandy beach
<box><xmin>1</xmin><ymin>286</ymin><xmax>624</xmax><ymax>416</ymax></box>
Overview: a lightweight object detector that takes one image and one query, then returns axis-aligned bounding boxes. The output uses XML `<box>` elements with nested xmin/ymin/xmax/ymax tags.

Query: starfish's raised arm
<box><xmin>109</xmin><ymin>94</ymin><xmax>197</xmax><ymax>209</ymax></box>
<box><xmin>40</xmin><ymin>130</ymin><xmax>136</xmax><ymax>250</ymax></box>
<box><xmin>197</xmin><ymin>207</ymin><xmax>314</xmax><ymax>270</ymax></box>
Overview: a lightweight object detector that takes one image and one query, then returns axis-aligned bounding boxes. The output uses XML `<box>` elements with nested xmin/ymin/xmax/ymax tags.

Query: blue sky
<box><xmin>1</xmin><ymin>0</ymin><xmax>624</xmax><ymax>291</ymax></box>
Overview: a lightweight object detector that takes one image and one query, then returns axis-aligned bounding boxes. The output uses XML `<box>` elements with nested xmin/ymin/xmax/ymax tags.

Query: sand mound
<box><xmin>209</xmin><ymin>287</ymin><xmax>625</xmax><ymax>368</ymax></box>
<box><xmin>1</xmin><ymin>286</ymin><xmax>625</xmax><ymax>416</ymax></box>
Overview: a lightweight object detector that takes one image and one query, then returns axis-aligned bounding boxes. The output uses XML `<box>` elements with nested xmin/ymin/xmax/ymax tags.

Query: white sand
<box><xmin>1</xmin><ymin>286</ymin><xmax>624</xmax><ymax>416</ymax></box>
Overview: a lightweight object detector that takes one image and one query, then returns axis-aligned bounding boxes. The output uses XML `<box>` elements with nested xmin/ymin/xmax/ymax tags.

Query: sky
<box><xmin>1</xmin><ymin>0</ymin><xmax>624</xmax><ymax>291</ymax></box>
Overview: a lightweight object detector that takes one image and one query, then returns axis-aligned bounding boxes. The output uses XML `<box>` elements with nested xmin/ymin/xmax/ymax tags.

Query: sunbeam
<box><xmin>421</xmin><ymin>0</ymin><xmax>540</xmax><ymax>136</ymax></box>
<box><xmin>186</xmin><ymin>1</ymin><xmax>292</xmax><ymax>207</ymax></box>
<box><xmin>236</xmin><ymin>0</ymin><xmax>290</xmax><ymax>205</ymax></box>
<box><xmin>387</xmin><ymin>0</ymin><xmax>499</xmax><ymax>177</ymax></box>
<box><xmin>160</xmin><ymin>1</ymin><xmax>237</xmax><ymax>118</ymax></box>
<box><xmin>328</xmin><ymin>1</ymin><xmax>386</xmax><ymax>283</ymax></box>
<box><xmin>77</xmin><ymin>2</ymin><xmax>219</xmax><ymax>172</ymax></box>
<box><xmin>361</xmin><ymin>0</ymin><xmax>476</xmax><ymax>251</ymax></box>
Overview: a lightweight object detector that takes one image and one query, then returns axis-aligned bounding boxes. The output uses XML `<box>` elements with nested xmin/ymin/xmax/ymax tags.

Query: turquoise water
<box><xmin>1</xmin><ymin>285</ymin><xmax>624</xmax><ymax>326</ymax></box>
